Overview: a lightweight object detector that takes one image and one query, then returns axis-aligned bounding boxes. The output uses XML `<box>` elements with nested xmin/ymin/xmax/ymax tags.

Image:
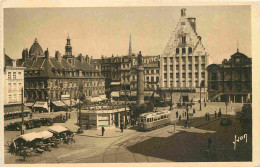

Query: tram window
<box><xmin>164</xmin><ymin>115</ymin><xmax>166</xmax><ymax>118</ymax></box>
<box><xmin>161</xmin><ymin>115</ymin><xmax>163</xmax><ymax>119</ymax></box>
<box><xmin>147</xmin><ymin>118</ymin><xmax>149</xmax><ymax>122</ymax></box>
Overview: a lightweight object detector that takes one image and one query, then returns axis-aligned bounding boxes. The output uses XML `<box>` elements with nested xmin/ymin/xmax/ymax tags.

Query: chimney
<box><xmin>78</xmin><ymin>53</ymin><xmax>84</xmax><ymax>62</ymax></box>
<box><xmin>55</xmin><ymin>51</ymin><xmax>62</xmax><ymax>62</ymax></box>
<box><xmin>12</xmin><ymin>59</ymin><xmax>17</xmax><ymax>67</ymax></box>
<box><xmin>44</xmin><ymin>48</ymin><xmax>50</xmax><ymax>59</ymax></box>
<box><xmin>22</xmin><ymin>48</ymin><xmax>29</xmax><ymax>61</ymax></box>
<box><xmin>188</xmin><ymin>18</ymin><xmax>196</xmax><ymax>32</ymax></box>
<box><xmin>86</xmin><ymin>55</ymin><xmax>89</xmax><ymax>63</ymax></box>
<box><xmin>181</xmin><ymin>8</ymin><xmax>186</xmax><ymax>17</ymax></box>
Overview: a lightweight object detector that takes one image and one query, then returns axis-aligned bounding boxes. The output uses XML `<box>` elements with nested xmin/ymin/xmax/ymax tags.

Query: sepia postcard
<box><xmin>1</xmin><ymin>0</ymin><xmax>260</xmax><ymax>167</ymax></box>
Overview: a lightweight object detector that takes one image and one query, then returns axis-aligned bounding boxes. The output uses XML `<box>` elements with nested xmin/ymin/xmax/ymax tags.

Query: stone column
<box><xmin>160</xmin><ymin>55</ymin><xmax>164</xmax><ymax>88</ymax></box>
<box><xmin>192</xmin><ymin>56</ymin><xmax>195</xmax><ymax>87</ymax></box>
<box><xmin>179</xmin><ymin>56</ymin><xmax>182</xmax><ymax>87</ymax></box>
<box><xmin>137</xmin><ymin>52</ymin><xmax>145</xmax><ymax>105</ymax></box>
<box><xmin>185</xmin><ymin>56</ymin><xmax>188</xmax><ymax>88</ymax></box>
<box><xmin>198</xmin><ymin>56</ymin><xmax>202</xmax><ymax>86</ymax></box>
<box><xmin>173</xmin><ymin>56</ymin><xmax>176</xmax><ymax>87</ymax></box>
<box><xmin>167</xmin><ymin>57</ymin><xmax>170</xmax><ymax>88</ymax></box>
<box><xmin>118</xmin><ymin>112</ymin><xmax>120</xmax><ymax>127</ymax></box>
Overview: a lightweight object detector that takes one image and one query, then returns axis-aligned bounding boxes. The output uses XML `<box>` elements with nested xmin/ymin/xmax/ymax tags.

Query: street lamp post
<box><xmin>20</xmin><ymin>87</ymin><xmax>24</xmax><ymax>135</ymax></box>
<box><xmin>200</xmin><ymin>82</ymin><xmax>202</xmax><ymax>111</ymax></box>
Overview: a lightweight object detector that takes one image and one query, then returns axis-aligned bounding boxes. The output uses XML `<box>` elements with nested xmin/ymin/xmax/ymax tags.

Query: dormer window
<box><xmin>182</xmin><ymin>36</ymin><xmax>186</xmax><ymax>44</ymax></box>
<box><xmin>67</xmin><ymin>58</ymin><xmax>75</xmax><ymax>67</ymax></box>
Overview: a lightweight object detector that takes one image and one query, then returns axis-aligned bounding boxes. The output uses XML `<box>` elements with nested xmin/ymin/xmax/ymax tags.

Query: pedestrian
<box><xmin>182</xmin><ymin>111</ymin><xmax>184</xmax><ymax>118</ymax></box>
<box><xmin>102</xmin><ymin>126</ymin><xmax>105</xmax><ymax>136</ymax></box>
<box><xmin>204</xmin><ymin>102</ymin><xmax>207</xmax><ymax>107</ymax></box>
<box><xmin>208</xmin><ymin>113</ymin><xmax>210</xmax><ymax>121</ymax></box>
<box><xmin>219</xmin><ymin>110</ymin><xmax>222</xmax><ymax>117</ymax></box>
<box><xmin>66</xmin><ymin>112</ymin><xmax>68</xmax><ymax>120</ymax></box>
<box><xmin>120</xmin><ymin>122</ymin><xmax>124</xmax><ymax>133</ymax></box>
<box><xmin>69</xmin><ymin>113</ymin><xmax>71</xmax><ymax>119</ymax></box>
<box><xmin>179</xmin><ymin>115</ymin><xmax>181</xmax><ymax>122</ymax></box>
<box><xmin>176</xmin><ymin>111</ymin><xmax>178</xmax><ymax>118</ymax></box>
<box><xmin>208</xmin><ymin>137</ymin><xmax>212</xmax><ymax>149</ymax></box>
<box><xmin>205</xmin><ymin>113</ymin><xmax>207</xmax><ymax>120</ymax></box>
<box><xmin>193</xmin><ymin>108</ymin><xmax>195</xmax><ymax>114</ymax></box>
<box><xmin>215</xmin><ymin>111</ymin><xmax>217</xmax><ymax>118</ymax></box>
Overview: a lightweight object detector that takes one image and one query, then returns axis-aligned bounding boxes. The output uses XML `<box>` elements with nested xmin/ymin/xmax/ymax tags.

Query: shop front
<box><xmin>51</xmin><ymin>101</ymin><xmax>68</xmax><ymax>112</ymax></box>
<box><xmin>32</xmin><ymin>101</ymin><xmax>49</xmax><ymax>113</ymax></box>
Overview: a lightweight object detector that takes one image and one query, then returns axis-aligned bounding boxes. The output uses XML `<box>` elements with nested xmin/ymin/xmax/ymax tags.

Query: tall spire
<box><xmin>128</xmin><ymin>34</ymin><xmax>132</xmax><ymax>55</ymax></box>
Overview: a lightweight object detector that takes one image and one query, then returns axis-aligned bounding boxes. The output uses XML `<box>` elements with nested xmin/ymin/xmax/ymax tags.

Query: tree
<box><xmin>240</xmin><ymin>104</ymin><xmax>252</xmax><ymax>135</ymax></box>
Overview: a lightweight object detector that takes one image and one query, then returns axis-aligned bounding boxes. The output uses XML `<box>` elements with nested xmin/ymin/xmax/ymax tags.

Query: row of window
<box><xmin>164</xmin><ymin>72</ymin><xmax>205</xmax><ymax>79</ymax></box>
<box><xmin>163</xmin><ymin>56</ymin><xmax>206</xmax><ymax>63</ymax></box>
<box><xmin>145</xmin><ymin>70</ymin><xmax>160</xmax><ymax>74</ymax></box>
<box><xmin>163</xmin><ymin>81</ymin><xmax>205</xmax><ymax>87</ymax></box>
<box><xmin>164</xmin><ymin>64</ymin><xmax>206</xmax><ymax>71</ymax></box>
<box><xmin>8</xmin><ymin>72</ymin><xmax>22</xmax><ymax>79</ymax></box>
<box><xmin>8</xmin><ymin>94</ymin><xmax>22</xmax><ymax>103</ymax></box>
<box><xmin>146</xmin><ymin>76</ymin><xmax>160</xmax><ymax>82</ymax></box>
<box><xmin>8</xmin><ymin>82</ymin><xmax>23</xmax><ymax>90</ymax></box>
<box><xmin>176</xmin><ymin>47</ymin><xmax>192</xmax><ymax>54</ymax></box>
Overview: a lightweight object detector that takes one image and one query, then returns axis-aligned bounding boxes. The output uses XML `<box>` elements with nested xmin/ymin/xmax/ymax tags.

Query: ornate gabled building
<box><xmin>160</xmin><ymin>8</ymin><xmax>210</xmax><ymax>102</ymax></box>
<box><xmin>18</xmin><ymin>37</ymin><xmax>105</xmax><ymax>110</ymax></box>
<box><xmin>207</xmin><ymin>50</ymin><xmax>252</xmax><ymax>103</ymax></box>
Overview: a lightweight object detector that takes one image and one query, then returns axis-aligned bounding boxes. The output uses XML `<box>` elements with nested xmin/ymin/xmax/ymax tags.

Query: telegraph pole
<box><xmin>20</xmin><ymin>87</ymin><xmax>24</xmax><ymax>135</ymax></box>
<box><xmin>200</xmin><ymin>82</ymin><xmax>202</xmax><ymax>111</ymax></box>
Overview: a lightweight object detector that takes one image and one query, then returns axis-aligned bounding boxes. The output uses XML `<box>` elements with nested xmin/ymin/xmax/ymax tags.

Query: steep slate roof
<box><xmin>22</xmin><ymin>55</ymin><xmax>102</xmax><ymax>78</ymax></box>
<box><xmin>4</xmin><ymin>54</ymin><xmax>13</xmax><ymax>67</ymax></box>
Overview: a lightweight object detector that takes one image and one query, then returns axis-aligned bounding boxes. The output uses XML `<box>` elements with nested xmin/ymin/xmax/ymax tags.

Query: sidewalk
<box><xmin>78</xmin><ymin>127</ymin><xmax>137</xmax><ymax>138</ymax></box>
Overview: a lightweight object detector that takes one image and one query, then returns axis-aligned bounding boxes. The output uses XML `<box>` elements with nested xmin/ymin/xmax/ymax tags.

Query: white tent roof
<box><xmin>19</xmin><ymin>132</ymin><xmax>40</xmax><ymax>141</ymax></box>
<box><xmin>111</xmin><ymin>82</ymin><xmax>121</xmax><ymax>85</ymax></box>
<box><xmin>37</xmin><ymin>131</ymin><xmax>53</xmax><ymax>139</ymax></box>
<box><xmin>48</xmin><ymin>125</ymin><xmax>69</xmax><ymax>133</ymax></box>
<box><xmin>111</xmin><ymin>92</ymin><xmax>120</xmax><ymax>97</ymax></box>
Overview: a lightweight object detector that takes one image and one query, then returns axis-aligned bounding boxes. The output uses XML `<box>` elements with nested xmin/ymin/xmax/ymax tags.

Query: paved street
<box><xmin>4</xmin><ymin>102</ymin><xmax>250</xmax><ymax>163</ymax></box>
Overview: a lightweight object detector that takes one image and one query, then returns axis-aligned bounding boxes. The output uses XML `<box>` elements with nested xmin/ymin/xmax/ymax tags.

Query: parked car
<box><xmin>5</xmin><ymin>122</ymin><xmax>22</xmax><ymax>131</ymax></box>
<box><xmin>40</xmin><ymin>118</ymin><xmax>54</xmax><ymax>126</ymax></box>
<box><xmin>25</xmin><ymin>120</ymin><xmax>34</xmax><ymax>129</ymax></box>
<box><xmin>220</xmin><ymin>117</ymin><xmax>232</xmax><ymax>126</ymax></box>
<box><xmin>32</xmin><ymin>119</ymin><xmax>42</xmax><ymax>128</ymax></box>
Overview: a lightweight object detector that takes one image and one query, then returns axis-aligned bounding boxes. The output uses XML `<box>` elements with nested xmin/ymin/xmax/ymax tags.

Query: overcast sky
<box><xmin>4</xmin><ymin>6</ymin><xmax>251</xmax><ymax>64</ymax></box>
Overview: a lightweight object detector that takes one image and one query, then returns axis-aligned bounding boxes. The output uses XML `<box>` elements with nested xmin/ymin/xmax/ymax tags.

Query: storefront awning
<box><xmin>111</xmin><ymin>92</ymin><xmax>120</xmax><ymax>97</ymax></box>
<box><xmin>32</xmin><ymin>101</ymin><xmax>48</xmax><ymax>109</ymax></box>
<box><xmin>111</xmin><ymin>82</ymin><xmax>121</xmax><ymax>85</ymax></box>
<box><xmin>100</xmin><ymin>95</ymin><xmax>107</xmax><ymax>100</ymax></box>
<box><xmin>52</xmin><ymin>101</ymin><xmax>67</xmax><ymax>107</ymax></box>
<box><xmin>88</xmin><ymin>97</ymin><xmax>103</xmax><ymax>103</ymax></box>
<box><xmin>25</xmin><ymin>102</ymin><xmax>35</xmax><ymax>107</ymax></box>
<box><xmin>62</xmin><ymin>99</ymin><xmax>76</xmax><ymax>106</ymax></box>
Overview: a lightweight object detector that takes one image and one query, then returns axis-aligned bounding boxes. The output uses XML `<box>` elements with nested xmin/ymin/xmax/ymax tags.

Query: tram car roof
<box><xmin>139</xmin><ymin>110</ymin><xmax>171</xmax><ymax>118</ymax></box>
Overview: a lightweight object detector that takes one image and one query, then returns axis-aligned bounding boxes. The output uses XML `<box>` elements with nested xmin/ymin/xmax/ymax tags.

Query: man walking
<box><xmin>193</xmin><ymin>108</ymin><xmax>195</xmax><ymax>114</ymax></box>
<box><xmin>215</xmin><ymin>111</ymin><xmax>217</xmax><ymax>118</ymax></box>
<box><xmin>179</xmin><ymin>115</ymin><xmax>181</xmax><ymax>122</ymax></box>
<box><xmin>102</xmin><ymin>126</ymin><xmax>105</xmax><ymax>136</ymax></box>
<box><xmin>176</xmin><ymin>111</ymin><xmax>178</xmax><ymax>118</ymax></box>
<box><xmin>120</xmin><ymin>122</ymin><xmax>124</xmax><ymax>133</ymax></box>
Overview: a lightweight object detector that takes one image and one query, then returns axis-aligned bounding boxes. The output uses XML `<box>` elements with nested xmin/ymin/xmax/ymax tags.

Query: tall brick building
<box><xmin>160</xmin><ymin>8</ymin><xmax>210</xmax><ymax>103</ymax></box>
<box><xmin>207</xmin><ymin>50</ymin><xmax>252</xmax><ymax>103</ymax></box>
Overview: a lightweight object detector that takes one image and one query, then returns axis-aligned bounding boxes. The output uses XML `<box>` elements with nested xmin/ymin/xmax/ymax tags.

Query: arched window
<box><xmin>182</xmin><ymin>48</ymin><xmax>186</xmax><ymax>54</ymax></box>
<box><xmin>176</xmin><ymin>48</ymin><xmax>179</xmax><ymax>54</ymax></box>
<box><xmin>188</xmin><ymin>47</ymin><xmax>192</xmax><ymax>54</ymax></box>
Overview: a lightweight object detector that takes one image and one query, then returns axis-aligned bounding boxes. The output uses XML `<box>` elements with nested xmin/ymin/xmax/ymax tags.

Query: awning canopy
<box><xmin>48</xmin><ymin>125</ymin><xmax>69</xmax><ymax>133</ymax></box>
<box><xmin>32</xmin><ymin>101</ymin><xmax>48</xmax><ymax>109</ymax></box>
<box><xmin>52</xmin><ymin>101</ymin><xmax>67</xmax><ymax>107</ymax></box>
<box><xmin>62</xmin><ymin>99</ymin><xmax>76</xmax><ymax>106</ymax></box>
<box><xmin>25</xmin><ymin>102</ymin><xmax>35</xmax><ymax>107</ymax></box>
<box><xmin>111</xmin><ymin>82</ymin><xmax>121</xmax><ymax>86</ymax></box>
<box><xmin>18</xmin><ymin>132</ymin><xmax>40</xmax><ymax>142</ymax></box>
<box><xmin>37</xmin><ymin>131</ymin><xmax>53</xmax><ymax>139</ymax></box>
<box><xmin>88</xmin><ymin>97</ymin><xmax>102</xmax><ymax>103</ymax></box>
<box><xmin>111</xmin><ymin>92</ymin><xmax>120</xmax><ymax>97</ymax></box>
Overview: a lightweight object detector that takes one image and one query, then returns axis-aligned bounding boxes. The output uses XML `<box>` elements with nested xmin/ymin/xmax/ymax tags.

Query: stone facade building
<box><xmin>91</xmin><ymin>36</ymin><xmax>160</xmax><ymax>99</ymax></box>
<box><xmin>18</xmin><ymin>37</ymin><xmax>105</xmax><ymax>110</ymax></box>
<box><xmin>160</xmin><ymin>8</ymin><xmax>210</xmax><ymax>103</ymax></box>
<box><xmin>4</xmin><ymin>54</ymin><xmax>29</xmax><ymax>119</ymax></box>
<box><xmin>207</xmin><ymin>50</ymin><xmax>252</xmax><ymax>103</ymax></box>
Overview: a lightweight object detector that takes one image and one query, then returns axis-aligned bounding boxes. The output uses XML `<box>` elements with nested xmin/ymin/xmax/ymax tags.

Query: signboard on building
<box><xmin>132</xmin><ymin>55</ymin><xmax>160</xmax><ymax>66</ymax></box>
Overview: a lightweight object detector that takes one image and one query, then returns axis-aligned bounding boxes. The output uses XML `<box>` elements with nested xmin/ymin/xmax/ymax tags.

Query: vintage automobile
<box><xmin>52</xmin><ymin>115</ymin><xmax>67</xmax><ymax>123</ymax></box>
<box><xmin>25</xmin><ymin>120</ymin><xmax>34</xmax><ymax>129</ymax></box>
<box><xmin>220</xmin><ymin>117</ymin><xmax>232</xmax><ymax>126</ymax></box>
<box><xmin>48</xmin><ymin>125</ymin><xmax>75</xmax><ymax>145</ymax></box>
<box><xmin>32</xmin><ymin>119</ymin><xmax>42</xmax><ymax>128</ymax></box>
<box><xmin>5</xmin><ymin>122</ymin><xmax>22</xmax><ymax>131</ymax></box>
<box><xmin>40</xmin><ymin>118</ymin><xmax>54</xmax><ymax>126</ymax></box>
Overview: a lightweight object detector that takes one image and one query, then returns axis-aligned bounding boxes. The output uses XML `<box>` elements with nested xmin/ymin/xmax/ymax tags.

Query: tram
<box><xmin>137</xmin><ymin>110</ymin><xmax>171</xmax><ymax>131</ymax></box>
